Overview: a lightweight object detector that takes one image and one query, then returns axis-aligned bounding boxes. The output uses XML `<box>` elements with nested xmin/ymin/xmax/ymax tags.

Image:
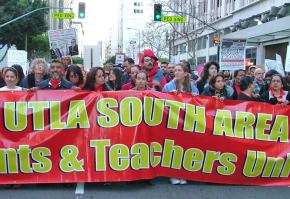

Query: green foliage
<box><xmin>72</xmin><ymin>56</ymin><xmax>84</xmax><ymax>64</ymax></box>
<box><xmin>104</xmin><ymin>55</ymin><xmax>116</xmax><ymax>65</ymax></box>
<box><xmin>0</xmin><ymin>0</ymin><xmax>48</xmax><ymax>49</ymax></box>
<box><xmin>28</xmin><ymin>33</ymin><xmax>50</xmax><ymax>59</ymax></box>
<box><xmin>159</xmin><ymin>57</ymin><xmax>169</xmax><ymax>63</ymax></box>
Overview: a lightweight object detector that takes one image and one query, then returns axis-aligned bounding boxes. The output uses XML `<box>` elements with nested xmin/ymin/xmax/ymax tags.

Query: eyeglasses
<box><xmin>144</xmin><ymin>58</ymin><xmax>154</xmax><ymax>62</ymax></box>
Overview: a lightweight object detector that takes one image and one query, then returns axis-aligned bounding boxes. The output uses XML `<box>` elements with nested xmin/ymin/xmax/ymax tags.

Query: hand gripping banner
<box><xmin>0</xmin><ymin>90</ymin><xmax>289</xmax><ymax>186</ymax></box>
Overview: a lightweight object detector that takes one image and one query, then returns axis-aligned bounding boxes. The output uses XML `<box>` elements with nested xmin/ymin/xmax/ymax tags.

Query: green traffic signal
<box><xmin>78</xmin><ymin>2</ymin><xmax>85</xmax><ymax>19</ymax></box>
<box><xmin>154</xmin><ymin>4</ymin><xmax>162</xmax><ymax>21</ymax></box>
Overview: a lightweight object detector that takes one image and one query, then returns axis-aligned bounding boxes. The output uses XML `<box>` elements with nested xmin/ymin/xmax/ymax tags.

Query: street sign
<box><xmin>162</xmin><ymin>16</ymin><xmax>186</xmax><ymax>23</ymax></box>
<box><xmin>52</xmin><ymin>12</ymin><xmax>75</xmax><ymax>19</ymax></box>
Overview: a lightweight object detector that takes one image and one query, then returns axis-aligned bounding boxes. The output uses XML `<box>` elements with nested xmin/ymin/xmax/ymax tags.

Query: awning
<box><xmin>223</xmin><ymin>15</ymin><xmax>290</xmax><ymax>45</ymax></box>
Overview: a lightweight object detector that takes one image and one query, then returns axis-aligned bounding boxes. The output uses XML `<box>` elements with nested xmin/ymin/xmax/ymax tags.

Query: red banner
<box><xmin>0</xmin><ymin>90</ymin><xmax>289</xmax><ymax>186</ymax></box>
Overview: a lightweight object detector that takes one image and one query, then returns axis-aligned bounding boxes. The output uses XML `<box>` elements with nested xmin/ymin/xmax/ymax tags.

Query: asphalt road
<box><xmin>1</xmin><ymin>178</ymin><xmax>290</xmax><ymax>199</ymax></box>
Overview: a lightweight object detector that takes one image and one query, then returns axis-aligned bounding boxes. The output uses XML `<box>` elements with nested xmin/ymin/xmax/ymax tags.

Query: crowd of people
<box><xmin>1</xmin><ymin>49</ymin><xmax>289</xmax><ymax>107</ymax></box>
<box><xmin>0</xmin><ymin>49</ymin><xmax>289</xmax><ymax>186</ymax></box>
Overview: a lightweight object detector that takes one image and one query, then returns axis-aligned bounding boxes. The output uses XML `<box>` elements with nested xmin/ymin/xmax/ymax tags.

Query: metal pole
<box><xmin>0</xmin><ymin>7</ymin><xmax>72</xmax><ymax>29</ymax></box>
<box><xmin>138</xmin><ymin>29</ymin><xmax>141</xmax><ymax>56</ymax></box>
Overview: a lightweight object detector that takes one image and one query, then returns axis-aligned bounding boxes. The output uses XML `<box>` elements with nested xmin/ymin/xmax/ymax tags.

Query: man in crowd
<box><xmin>161</xmin><ymin>62</ymin><xmax>168</xmax><ymax>75</ymax></box>
<box><xmin>141</xmin><ymin>49</ymin><xmax>166</xmax><ymax>89</ymax></box>
<box><xmin>121</xmin><ymin>58</ymin><xmax>135</xmax><ymax>85</ymax></box>
<box><xmin>165</xmin><ymin>63</ymin><xmax>175</xmax><ymax>83</ymax></box>
<box><xmin>68</xmin><ymin>39</ymin><xmax>79</xmax><ymax>56</ymax></box>
<box><xmin>38</xmin><ymin>59</ymin><xmax>72</xmax><ymax>89</ymax></box>
<box><xmin>253</xmin><ymin>68</ymin><xmax>265</xmax><ymax>95</ymax></box>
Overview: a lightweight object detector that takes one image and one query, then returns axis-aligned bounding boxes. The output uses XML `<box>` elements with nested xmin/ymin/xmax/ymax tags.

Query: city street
<box><xmin>1</xmin><ymin>178</ymin><xmax>290</xmax><ymax>199</ymax></box>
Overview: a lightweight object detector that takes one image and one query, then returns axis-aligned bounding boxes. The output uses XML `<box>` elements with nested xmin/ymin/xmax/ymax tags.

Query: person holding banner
<box><xmin>196</xmin><ymin>61</ymin><xmax>219</xmax><ymax>94</ymax></box>
<box><xmin>231</xmin><ymin>70</ymin><xmax>246</xmax><ymax>100</ymax></box>
<box><xmin>0</xmin><ymin>67</ymin><xmax>25</xmax><ymax>91</ymax></box>
<box><xmin>21</xmin><ymin>58</ymin><xmax>49</xmax><ymax>88</ymax></box>
<box><xmin>201</xmin><ymin>74</ymin><xmax>233</xmax><ymax>100</ymax></box>
<box><xmin>66</xmin><ymin>65</ymin><xmax>84</xmax><ymax>89</ymax></box>
<box><xmin>83</xmin><ymin>67</ymin><xmax>111</xmax><ymax>91</ymax></box>
<box><xmin>162</xmin><ymin>63</ymin><xmax>199</xmax><ymax>185</ymax></box>
<box><xmin>237</xmin><ymin>76</ymin><xmax>256</xmax><ymax>101</ymax></box>
<box><xmin>106</xmin><ymin>67</ymin><xmax>123</xmax><ymax>91</ymax></box>
<box><xmin>131</xmin><ymin>70</ymin><xmax>150</xmax><ymax>91</ymax></box>
<box><xmin>259</xmin><ymin>74</ymin><xmax>290</xmax><ymax>106</ymax></box>
<box><xmin>38</xmin><ymin>59</ymin><xmax>72</xmax><ymax>90</ymax></box>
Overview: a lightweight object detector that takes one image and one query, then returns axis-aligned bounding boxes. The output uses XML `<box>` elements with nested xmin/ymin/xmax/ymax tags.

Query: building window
<box><xmin>134</xmin><ymin>9</ymin><xmax>143</xmax><ymax>14</ymax></box>
<box><xmin>197</xmin><ymin>36</ymin><xmax>207</xmax><ymax>50</ymax></box>
<box><xmin>173</xmin><ymin>46</ymin><xmax>178</xmax><ymax>55</ymax></box>
<box><xmin>209</xmin><ymin>55</ymin><xmax>218</xmax><ymax>62</ymax></box>
<box><xmin>197</xmin><ymin>56</ymin><xmax>206</xmax><ymax>65</ymax></box>
<box><xmin>180</xmin><ymin>43</ymin><xmax>187</xmax><ymax>54</ymax></box>
<box><xmin>134</xmin><ymin>2</ymin><xmax>143</xmax><ymax>7</ymax></box>
<box><xmin>246</xmin><ymin>47</ymin><xmax>257</xmax><ymax>65</ymax></box>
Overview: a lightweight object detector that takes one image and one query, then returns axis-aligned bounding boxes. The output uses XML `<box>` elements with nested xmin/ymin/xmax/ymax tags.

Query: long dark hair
<box><xmin>201</xmin><ymin>61</ymin><xmax>219</xmax><ymax>82</ymax></box>
<box><xmin>83</xmin><ymin>67</ymin><xmax>110</xmax><ymax>91</ymax></box>
<box><xmin>174</xmin><ymin>64</ymin><xmax>192</xmax><ymax>93</ymax></box>
<box><xmin>209</xmin><ymin>73</ymin><xmax>224</xmax><ymax>90</ymax></box>
<box><xmin>107</xmin><ymin>67</ymin><xmax>123</xmax><ymax>90</ymax></box>
<box><xmin>11</xmin><ymin>64</ymin><xmax>24</xmax><ymax>86</ymax></box>
<box><xmin>66</xmin><ymin>64</ymin><xmax>84</xmax><ymax>85</ymax></box>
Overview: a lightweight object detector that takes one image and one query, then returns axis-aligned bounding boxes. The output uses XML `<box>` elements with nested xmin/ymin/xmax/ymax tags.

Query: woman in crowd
<box><xmin>131</xmin><ymin>70</ymin><xmax>150</xmax><ymax>91</ymax></box>
<box><xmin>196</xmin><ymin>61</ymin><xmax>219</xmax><ymax>94</ymax></box>
<box><xmin>163</xmin><ymin>64</ymin><xmax>199</xmax><ymax>94</ymax></box>
<box><xmin>259</xmin><ymin>74</ymin><xmax>289</xmax><ymax>106</ymax></box>
<box><xmin>237</xmin><ymin>76</ymin><xmax>256</xmax><ymax>101</ymax></box>
<box><xmin>66</xmin><ymin>64</ymin><xmax>84</xmax><ymax>88</ymax></box>
<box><xmin>259</xmin><ymin>69</ymin><xmax>279</xmax><ymax>95</ymax></box>
<box><xmin>162</xmin><ymin>63</ymin><xmax>199</xmax><ymax>185</ymax></box>
<box><xmin>122</xmin><ymin>65</ymin><xmax>140</xmax><ymax>90</ymax></box>
<box><xmin>201</xmin><ymin>74</ymin><xmax>233</xmax><ymax>99</ymax></box>
<box><xmin>83</xmin><ymin>67</ymin><xmax>111</xmax><ymax>91</ymax></box>
<box><xmin>21</xmin><ymin>58</ymin><xmax>49</xmax><ymax>88</ymax></box>
<box><xmin>0</xmin><ymin>67</ymin><xmax>24</xmax><ymax>91</ymax></box>
<box><xmin>106</xmin><ymin>67</ymin><xmax>123</xmax><ymax>91</ymax></box>
<box><xmin>11</xmin><ymin>64</ymin><xmax>25</xmax><ymax>86</ymax></box>
<box><xmin>231</xmin><ymin>70</ymin><xmax>246</xmax><ymax>99</ymax></box>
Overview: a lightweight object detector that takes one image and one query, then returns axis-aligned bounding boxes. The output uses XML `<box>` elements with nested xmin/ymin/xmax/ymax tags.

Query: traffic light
<box><xmin>78</xmin><ymin>2</ymin><xmax>86</xmax><ymax>19</ymax></box>
<box><xmin>154</xmin><ymin>4</ymin><xmax>162</xmax><ymax>21</ymax></box>
<box><xmin>213</xmin><ymin>36</ymin><xmax>219</xmax><ymax>44</ymax></box>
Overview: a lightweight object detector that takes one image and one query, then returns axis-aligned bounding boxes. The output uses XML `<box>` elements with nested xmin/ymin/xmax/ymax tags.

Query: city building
<box><xmin>48</xmin><ymin>0</ymin><xmax>73</xmax><ymax>30</ymax></box>
<box><xmin>116</xmin><ymin>0</ymin><xmax>155</xmax><ymax>62</ymax></box>
<box><xmin>170</xmin><ymin>0</ymin><xmax>290</xmax><ymax>69</ymax></box>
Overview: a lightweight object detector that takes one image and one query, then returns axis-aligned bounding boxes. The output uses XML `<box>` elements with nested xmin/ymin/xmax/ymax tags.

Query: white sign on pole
<box><xmin>220</xmin><ymin>39</ymin><xmax>246</xmax><ymax>71</ymax></box>
<box><xmin>275</xmin><ymin>54</ymin><xmax>285</xmax><ymax>76</ymax></box>
<box><xmin>0</xmin><ymin>49</ymin><xmax>28</xmax><ymax>74</ymax></box>
<box><xmin>48</xmin><ymin>28</ymin><xmax>78</xmax><ymax>59</ymax></box>
<box><xmin>285</xmin><ymin>45</ymin><xmax>290</xmax><ymax>72</ymax></box>
<box><xmin>115</xmin><ymin>53</ymin><xmax>125</xmax><ymax>65</ymax></box>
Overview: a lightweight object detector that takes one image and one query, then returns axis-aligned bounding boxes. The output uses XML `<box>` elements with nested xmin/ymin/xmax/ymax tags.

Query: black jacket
<box><xmin>259</xmin><ymin>91</ymin><xmax>290</xmax><ymax>104</ymax></box>
<box><xmin>201</xmin><ymin>86</ymin><xmax>232</xmax><ymax>99</ymax></box>
<box><xmin>38</xmin><ymin>78</ymin><xmax>72</xmax><ymax>89</ymax></box>
<box><xmin>20</xmin><ymin>74</ymin><xmax>49</xmax><ymax>89</ymax></box>
<box><xmin>238</xmin><ymin>92</ymin><xmax>256</xmax><ymax>101</ymax></box>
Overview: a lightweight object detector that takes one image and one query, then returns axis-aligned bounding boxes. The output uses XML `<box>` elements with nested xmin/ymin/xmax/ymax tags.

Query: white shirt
<box><xmin>0</xmin><ymin>86</ymin><xmax>24</xmax><ymax>91</ymax></box>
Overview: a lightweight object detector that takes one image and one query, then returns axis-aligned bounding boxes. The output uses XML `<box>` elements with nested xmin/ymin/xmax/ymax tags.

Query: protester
<box><xmin>164</xmin><ymin>63</ymin><xmax>175</xmax><ymax>83</ymax></box>
<box><xmin>161</xmin><ymin>62</ymin><xmax>169</xmax><ymax>75</ymax></box>
<box><xmin>238</xmin><ymin>76</ymin><xmax>256</xmax><ymax>101</ymax></box>
<box><xmin>162</xmin><ymin>63</ymin><xmax>199</xmax><ymax>185</ymax></box>
<box><xmin>141</xmin><ymin>49</ymin><xmax>166</xmax><ymax>89</ymax></box>
<box><xmin>66</xmin><ymin>64</ymin><xmax>84</xmax><ymax>88</ymax></box>
<box><xmin>231</xmin><ymin>70</ymin><xmax>246</xmax><ymax>99</ymax></box>
<box><xmin>121</xmin><ymin>58</ymin><xmax>135</xmax><ymax>85</ymax></box>
<box><xmin>11</xmin><ymin>64</ymin><xmax>25</xmax><ymax>86</ymax></box>
<box><xmin>76</xmin><ymin>63</ymin><xmax>87</xmax><ymax>81</ymax></box>
<box><xmin>83</xmin><ymin>67</ymin><xmax>111</xmax><ymax>91</ymax></box>
<box><xmin>201</xmin><ymin>74</ymin><xmax>233</xmax><ymax>99</ymax></box>
<box><xmin>131</xmin><ymin>70</ymin><xmax>150</xmax><ymax>91</ymax></box>
<box><xmin>0</xmin><ymin>67</ymin><xmax>24</xmax><ymax>91</ymax></box>
<box><xmin>21</xmin><ymin>58</ymin><xmax>49</xmax><ymax>88</ymax></box>
<box><xmin>61</xmin><ymin>56</ymin><xmax>72</xmax><ymax>72</ymax></box>
<box><xmin>122</xmin><ymin>65</ymin><xmax>140</xmax><ymax>90</ymax></box>
<box><xmin>107</xmin><ymin>67</ymin><xmax>123</xmax><ymax>91</ymax></box>
<box><xmin>38</xmin><ymin>59</ymin><xmax>72</xmax><ymax>89</ymax></box>
<box><xmin>259</xmin><ymin>69</ymin><xmax>279</xmax><ymax>95</ymax></box>
<box><xmin>259</xmin><ymin>74</ymin><xmax>290</xmax><ymax>106</ymax></box>
<box><xmin>253</xmin><ymin>68</ymin><xmax>265</xmax><ymax>95</ymax></box>
<box><xmin>68</xmin><ymin>39</ymin><xmax>79</xmax><ymax>56</ymax></box>
<box><xmin>222</xmin><ymin>70</ymin><xmax>231</xmax><ymax>86</ymax></box>
<box><xmin>196</xmin><ymin>61</ymin><xmax>219</xmax><ymax>93</ymax></box>
<box><xmin>248</xmin><ymin>65</ymin><xmax>256</xmax><ymax>78</ymax></box>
